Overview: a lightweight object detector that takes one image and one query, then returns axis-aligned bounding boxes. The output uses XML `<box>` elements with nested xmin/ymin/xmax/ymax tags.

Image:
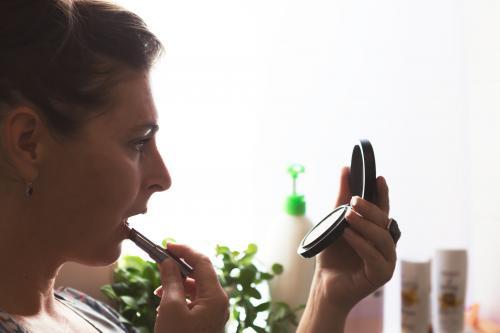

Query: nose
<box><xmin>146</xmin><ymin>147</ymin><xmax>171</xmax><ymax>193</ymax></box>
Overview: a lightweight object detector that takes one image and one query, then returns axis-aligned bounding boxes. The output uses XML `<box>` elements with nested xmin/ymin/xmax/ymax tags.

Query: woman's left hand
<box><xmin>315</xmin><ymin>166</ymin><xmax>397</xmax><ymax>314</ymax></box>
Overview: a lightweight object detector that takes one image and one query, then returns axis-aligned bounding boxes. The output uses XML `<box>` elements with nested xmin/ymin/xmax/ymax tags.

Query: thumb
<box><xmin>334</xmin><ymin>166</ymin><xmax>352</xmax><ymax>207</ymax></box>
<box><xmin>158</xmin><ymin>259</ymin><xmax>185</xmax><ymax>304</ymax></box>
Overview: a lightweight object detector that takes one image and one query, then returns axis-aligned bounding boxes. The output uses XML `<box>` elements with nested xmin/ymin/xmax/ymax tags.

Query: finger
<box><xmin>157</xmin><ymin>259</ymin><xmax>186</xmax><ymax>304</ymax></box>
<box><xmin>375</xmin><ymin>176</ymin><xmax>390</xmax><ymax>214</ymax></box>
<box><xmin>165</xmin><ymin>243</ymin><xmax>221</xmax><ymax>297</ymax></box>
<box><xmin>183</xmin><ymin>278</ymin><xmax>197</xmax><ymax>299</ymax></box>
<box><xmin>342</xmin><ymin>227</ymin><xmax>394</xmax><ymax>285</ymax></box>
<box><xmin>345</xmin><ymin>208</ymin><xmax>396</xmax><ymax>262</ymax></box>
<box><xmin>154</xmin><ymin>278</ymin><xmax>198</xmax><ymax>299</ymax></box>
<box><xmin>342</xmin><ymin>227</ymin><xmax>385</xmax><ymax>265</ymax></box>
<box><xmin>334</xmin><ymin>166</ymin><xmax>352</xmax><ymax>207</ymax></box>
<box><xmin>350</xmin><ymin>196</ymin><xmax>389</xmax><ymax>229</ymax></box>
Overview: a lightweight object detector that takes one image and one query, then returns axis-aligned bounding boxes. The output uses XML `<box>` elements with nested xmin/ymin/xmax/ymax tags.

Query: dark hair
<box><xmin>0</xmin><ymin>0</ymin><xmax>163</xmax><ymax>138</ymax></box>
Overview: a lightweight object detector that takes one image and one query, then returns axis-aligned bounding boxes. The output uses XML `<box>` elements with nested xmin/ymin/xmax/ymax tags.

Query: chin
<box><xmin>79</xmin><ymin>242</ymin><xmax>123</xmax><ymax>267</ymax></box>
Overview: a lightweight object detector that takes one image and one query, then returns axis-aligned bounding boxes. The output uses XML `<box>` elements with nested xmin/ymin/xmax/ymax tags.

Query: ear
<box><xmin>1</xmin><ymin>106</ymin><xmax>46</xmax><ymax>182</ymax></box>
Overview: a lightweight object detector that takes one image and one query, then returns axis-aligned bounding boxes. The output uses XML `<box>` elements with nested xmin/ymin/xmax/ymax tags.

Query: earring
<box><xmin>25</xmin><ymin>182</ymin><xmax>33</xmax><ymax>199</ymax></box>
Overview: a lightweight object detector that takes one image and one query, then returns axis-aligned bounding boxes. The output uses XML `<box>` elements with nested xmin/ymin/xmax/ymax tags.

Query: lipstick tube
<box><xmin>126</xmin><ymin>225</ymin><xmax>194</xmax><ymax>277</ymax></box>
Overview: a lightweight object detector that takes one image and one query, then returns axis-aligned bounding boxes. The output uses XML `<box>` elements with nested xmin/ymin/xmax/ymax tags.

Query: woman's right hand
<box><xmin>154</xmin><ymin>243</ymin><xmax>229</xmax><ymax>333</ymax></box>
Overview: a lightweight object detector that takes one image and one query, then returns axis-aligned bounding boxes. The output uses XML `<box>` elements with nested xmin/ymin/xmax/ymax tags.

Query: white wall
<box><xmin>102</xmin><ymin>0</ymin><xmax>500</xmax><ymax>330</ymax></box>
<box><xmin>465</xmin><ymin>0</ymin><xmax>500</xmax><ymax>322</ymax></box>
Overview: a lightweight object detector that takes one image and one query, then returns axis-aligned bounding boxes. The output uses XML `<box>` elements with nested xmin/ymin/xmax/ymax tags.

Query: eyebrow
<box><xmin>130</xmin><ymin>123</ymin><xmax>159</xmax><ymax>136</ymax></box>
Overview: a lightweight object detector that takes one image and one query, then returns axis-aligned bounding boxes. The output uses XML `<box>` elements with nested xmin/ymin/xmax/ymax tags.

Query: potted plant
<box><xmin>101</xmin><ymin>242</ymin><xmax>304</xmax><ymax>333</ymax></box>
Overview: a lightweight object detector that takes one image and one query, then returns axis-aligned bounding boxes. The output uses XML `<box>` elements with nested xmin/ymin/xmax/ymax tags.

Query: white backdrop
<box><xmin>115</xmin><ymin>0</ymin><xmax>500</xmax><ymax>331</ymax></box>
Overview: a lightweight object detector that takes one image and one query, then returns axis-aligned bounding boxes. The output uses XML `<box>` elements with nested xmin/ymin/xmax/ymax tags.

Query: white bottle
<box><xmin>260</xmin><ymin>164</ymin><xmax>315</xmax><ymax>311</ymax></box>
<box><xmin>401</xmin><ymin>260</ymin><xmax>432</xmax><ymax>333</ymax></box>
<box><xmin>433</xmin><ymin>249</ymin><xmax>468</xmax><ymax>333</ymax></box>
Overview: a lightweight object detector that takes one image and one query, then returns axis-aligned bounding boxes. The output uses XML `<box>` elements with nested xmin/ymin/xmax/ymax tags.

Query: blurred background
<box><xmin>59</xmin><ymin>0</ymin><xmax>500</xmax><ymax>331</ymax></box>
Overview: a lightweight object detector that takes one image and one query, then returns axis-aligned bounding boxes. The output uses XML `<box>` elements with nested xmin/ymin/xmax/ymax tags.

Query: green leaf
<box><xmin>129</xmin><ymin>275</ymin><xmax>150</xmax><ymax>287</ymax></box>
<box><xmin>120</xmin><ymin>256</ymin><xmax>147</xmax><ymax>271</ymax></box>
<box><xmin>100</xmin><ymin>285</ymin><xmax>119</xmax><ymax>301</ymax></box>
<box><xmin>238</xmin><ymin>266</ymin><xmax>256</xmax><ymax>287</ymax></box>
<box><xmin>244</xmin><ymin>305</ymin><xmax>257</xmax><ymax>327</ymax></box>
<box><xmin>216</xmin><ymin>245</ymin><xmax>230</xmax><ymax>255</ymax></box>
<box><xmin>255</xmin><ymin>301</ymin><xmax>270</xmax><ymax>312</ymax></box>
<box><xmin>238</xmin><ymin>252</ymin><xmax>256</xmax><ymax>265</ymax></box>
<box><xmin>113</xmin><ymin>268</ymin><xmax>131</xmax><ymax>283</ymax></box>
<box><xmin>260</xmin><ymin>272</ymin><xmax>273</xmax><ymax>280</ymax></box>
<box><xmin>112</xmin><ymin>282</ymin><xmax>131</xmax><ymax>296</ymax></box>
<box><xmin>119</xmin><ymin>296</ymin><xmax>138</xmax><ymax>308</ymax></box>
<box><xmin>245</xmin><ymin>243</ymin><xmax>258</xmax><ymax>255</ymax></box>
<box><xmin>146</xmin><ymin>261</ymin><xmax>161</xmax><ymax>287</ymax></box>
<box><xmin>246</xmin><ymin>287</ymin><xmax>262</xmax><ymax>300</ymax></box>
<box><xmin>293</xmin><ymin>304</ymin><xmax>306</xmax><ymax>312</ymax></box>
<box><xmin>271</xmin><ymin>263</ymin><xmax>284</xmax><ymax>275</ymax></box>
<box><xmin>271</xmin><ymin>303</ymin><xmax>288</xmax><ymax>320</ymax></box>
<box><xmin>136</xmin><ymin>293</ymin><xmax>149</xmax><ymax>306</ymax></box>
<box><xmin>161</xmin><ymin>237</ymin><xmax>176</xmax><ymax>248</ymax></box>
<box><xmin>142</xmin><ymin>265</ymin><xmax>156</xmax><ymax>283</ymax></box>
<box><xmin>232</xmin><ymin>307</ymin><xmax>240</xmax><ymax>320</ymax></box>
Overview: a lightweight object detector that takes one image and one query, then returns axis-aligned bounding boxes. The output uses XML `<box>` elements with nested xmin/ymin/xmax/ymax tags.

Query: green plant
<box><xmin>100</xmin><ymin>256</ymin><xmax>161</xmax><ymax>333</ymax></box>
<box><xmin>101</xmin><ymin>243</ymin><xmax>303</xmax><ymax>333</ymax></box>
<box><xmin>267</xmin><ymin>302</ymin><xmax>305</xmax><ymax>333</ymax></box>
<box><xmin>214</xmin><ymin>244</ymin><xmax>303</xmax><ymax>333</ymax></box>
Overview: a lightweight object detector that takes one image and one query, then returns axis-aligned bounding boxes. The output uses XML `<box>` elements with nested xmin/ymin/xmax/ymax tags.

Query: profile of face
<box><xmin>7</xmin><ymin>72</ymin><xmax>171</xmax><ymax>266</ymax></box>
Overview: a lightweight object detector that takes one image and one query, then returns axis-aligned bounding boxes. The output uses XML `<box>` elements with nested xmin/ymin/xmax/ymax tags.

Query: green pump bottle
<box><xmin>261</xmin><ymin>164</ymin><xmax>315</xmax><ymax>311</ymax></box>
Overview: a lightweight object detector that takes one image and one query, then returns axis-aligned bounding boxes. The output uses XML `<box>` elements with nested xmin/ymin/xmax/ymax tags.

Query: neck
<box><xmin>0</xmin><ymin>201</ymin><xmax>64</xmax><ymax>317</ymax></box>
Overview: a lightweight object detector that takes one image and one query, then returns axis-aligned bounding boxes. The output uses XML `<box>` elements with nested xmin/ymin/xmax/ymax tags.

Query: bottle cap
<box><xmin>285</xmin><ymin>164</ymin><xmax>306</xmax><ymax>216</ymax></box>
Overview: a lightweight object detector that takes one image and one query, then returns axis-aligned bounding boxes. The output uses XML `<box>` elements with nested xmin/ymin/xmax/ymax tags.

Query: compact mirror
<box><xmin>297</xmin><ymin>139</ymin><xmax>377</xmax><ymax>258</ymax></box>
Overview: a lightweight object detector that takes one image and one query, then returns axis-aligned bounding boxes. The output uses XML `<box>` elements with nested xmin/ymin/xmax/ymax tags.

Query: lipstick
<box><xmin>124</xmin><ymin>222</ymin><xmax>194</xmax><ymax>277</ymax></box>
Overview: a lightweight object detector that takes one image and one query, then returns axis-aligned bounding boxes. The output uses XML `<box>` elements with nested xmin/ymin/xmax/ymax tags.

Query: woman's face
<box><xmin>35</xmin><ymin>72</ymin><xmax>171</xmax><ymax>266</ymax></box>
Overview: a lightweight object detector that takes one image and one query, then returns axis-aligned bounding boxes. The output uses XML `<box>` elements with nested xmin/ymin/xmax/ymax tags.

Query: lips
<box><xmin>121</xmin><ymin>209</ymin><xmax>147</xmax><ymax>231</ymax></box>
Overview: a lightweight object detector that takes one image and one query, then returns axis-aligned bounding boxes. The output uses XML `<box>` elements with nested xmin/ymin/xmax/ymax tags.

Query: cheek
<box><xmin>83</xmin><ymin>154</ymin><xmax>140</xmax><ymax>217</ymax></box>
<box><xmin>47</xmin><ymin>151</ymin><xmax>141</xmax><ymax>232</ymax></box>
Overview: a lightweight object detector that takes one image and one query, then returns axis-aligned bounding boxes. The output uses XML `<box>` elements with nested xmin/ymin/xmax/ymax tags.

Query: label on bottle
<box><xmin>402</xmin><ymin>280</ymin><xmax>431</xmax><ymax>333</ymax></box>
<box><xmin>438</xmin><ymin>270</ymin><xmax>465</xmax><ymax>333</ymax></box>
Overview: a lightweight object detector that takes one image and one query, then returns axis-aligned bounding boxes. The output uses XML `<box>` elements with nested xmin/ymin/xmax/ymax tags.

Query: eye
<box><xmin>134</xmin><ymin>138</ymin><xmax>152</xmax><ymax>153</ymax></box>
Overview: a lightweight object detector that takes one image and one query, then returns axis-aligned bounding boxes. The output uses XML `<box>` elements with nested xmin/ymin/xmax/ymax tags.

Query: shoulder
<box><xmin>55</xmin><ymin>286</ymin><xmax>139</xmax><ymax>333</ymax></box>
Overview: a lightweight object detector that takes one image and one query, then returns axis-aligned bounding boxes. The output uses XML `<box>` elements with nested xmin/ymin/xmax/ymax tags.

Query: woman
<box><xmin>0</xmin><ymin>0</ymin><xmax>397</xmax><ymax>332</ymax></box>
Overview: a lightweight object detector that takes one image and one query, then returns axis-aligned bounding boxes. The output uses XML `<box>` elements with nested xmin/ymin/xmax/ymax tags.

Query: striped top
<box><xmin>0</xmin><ymin>287</ymin><xmax>138</xmax><ymax>333</ymax></box>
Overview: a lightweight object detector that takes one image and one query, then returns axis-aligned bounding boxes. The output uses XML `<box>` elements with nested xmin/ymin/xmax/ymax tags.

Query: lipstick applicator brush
<box><xmin>124</xmin><ymin>222</ymin><xmax>194</xmax><ymax>277</ymax></box>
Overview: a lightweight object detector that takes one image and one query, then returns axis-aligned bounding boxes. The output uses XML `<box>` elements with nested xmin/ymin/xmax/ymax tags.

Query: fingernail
<box><xmin>350</xmin><ymin>196</ymin><xmax>359</xmax><ymax>207</ymax></box>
